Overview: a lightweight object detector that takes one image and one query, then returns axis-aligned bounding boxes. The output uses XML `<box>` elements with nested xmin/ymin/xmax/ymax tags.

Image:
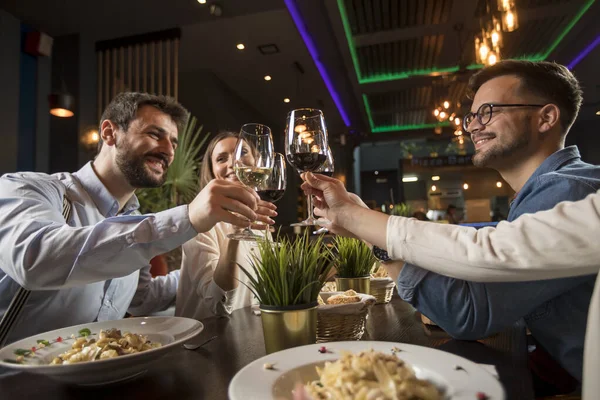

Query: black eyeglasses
<box><xmin>462</xmin><ymin>103</ymin><xmax>545</xmax><ymax>133</ymax></box>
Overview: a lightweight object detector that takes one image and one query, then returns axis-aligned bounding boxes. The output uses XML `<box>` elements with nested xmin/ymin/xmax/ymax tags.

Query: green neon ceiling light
<box><xmin>362</xmin><ymin>94</ymin><xmax>451</xmax><ymax>133</ymax></box>
<box><xmin>338</xmin><ymin>0</ymin><xmax>595</xmax><ymax>84</ymax></box>
<box><xmin>343</xmin><ymin>0</ymin><xmax>595</xmax><ymax>133</ymax></box>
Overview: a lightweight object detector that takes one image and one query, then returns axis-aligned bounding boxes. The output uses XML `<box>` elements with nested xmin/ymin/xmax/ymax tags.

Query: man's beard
<box><xmin>115</xmin><ymin>142</ymin><xmax>168</xmax><ymax>188</ymax></box>
<box><xmin>472</xmin><ymin>130</ymin><xmax>531</xmax><ymax>168</ymax></box>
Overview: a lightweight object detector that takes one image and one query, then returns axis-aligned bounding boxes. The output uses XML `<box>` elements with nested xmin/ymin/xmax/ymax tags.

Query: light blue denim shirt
<box><xmin>397</xmin><ymin>146</ymin><xmax>600</xmax><ymax>381</ymax></box>
<box><xmin>0</xmin><ymin>162</ymin><xmax>197</xmax><ymax>343</ymax></box>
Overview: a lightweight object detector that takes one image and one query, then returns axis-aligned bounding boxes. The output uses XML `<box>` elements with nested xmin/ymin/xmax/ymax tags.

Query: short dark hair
<box><xmin>97</xmin><ymin>92</ymin><xmax>189</xmax><ymax>153</ymax></box>
<box><xmin>467</xmin><ymin>60</ymin><xmax>583</xmax><ymax>133</ymax></box>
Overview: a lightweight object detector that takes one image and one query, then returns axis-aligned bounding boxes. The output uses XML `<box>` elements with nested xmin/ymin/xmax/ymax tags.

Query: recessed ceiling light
<box><xmin>197</xmin><ymin>0</ymin><xmax>206</xmax><ymax>4</ymax></box>
<box><xmin>264</xmin><ymin>75</ymin><xmax>272</xmax><ymax>81</ymax></box>
<box><xmin>283</xmin><ymin>98</ymin><xmax>290</xmax><ymax>103</ymax></box>
<box><xmin>236</xmin><ymin>43</ymin><xmax>245</xmax><ymax>50</ymax></box>
<box><xmin>431</xmin><ymin>176</ymin><xmax>440</xmax><ymax>181</ymax></box>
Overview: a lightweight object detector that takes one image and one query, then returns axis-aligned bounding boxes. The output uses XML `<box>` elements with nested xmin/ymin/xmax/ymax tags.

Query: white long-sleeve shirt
<box><xmin>175</xmin><ymin>222</ymin><xmax>266</xmax><ymax>320</ymax></box>
<box><xmin>386</xmin><ymin>190</ymin><xmax>600</xmax><ymax>399</ymax></box>
<box><xmin>0</xmin><ymin>163</ymin><xmax>197</xmax><ymax>343</ymax></box>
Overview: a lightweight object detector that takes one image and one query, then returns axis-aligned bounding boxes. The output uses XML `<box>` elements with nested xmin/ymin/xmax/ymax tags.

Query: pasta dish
<box><xmin>304</xmin><ymin>349</ymin><xmax>442</xmax><ymax>400</ymax></box>
<box><xmin>50</xmin><ymin>328</ymin><xmax>161</xmax><ymax>365</ymax></box>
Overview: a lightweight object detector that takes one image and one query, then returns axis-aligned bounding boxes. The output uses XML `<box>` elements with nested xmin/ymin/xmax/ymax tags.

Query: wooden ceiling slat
<box><xmin>425</xmin><ymin>0</ymin><xmax>434</xmax><ymax>25</ymax></box>
<box><xmin>390</xmin><ymin>0</ymin><xmax>399</xmax><ymax>30</ymax></box>
<box><xmin>420</xmin><ymin>36</ymin><xmax>429</xmax><ymax>70</ymax></box>
<box><xmin>416</xmin><ymin>0</ymin><xmax>426</xmax><ymax>26</ymax></box>
<box><xmin>354</xmin><ymin>0</ymin><xmax>367</xmax><ymax>36</ymax></box>
<box><xmin>373</xmin><ymin>0</ymin><xmax>383</xmax><ymax>32</ymax></box>
<box><xmin>382</xmin><ymin>0</ymin><xmax>391</xmax><ymax>31</ymax></box>
<box><xmin>365</xmin><ymin>0</ymin><xmax>375</xmax><ymax>33</ymax></box>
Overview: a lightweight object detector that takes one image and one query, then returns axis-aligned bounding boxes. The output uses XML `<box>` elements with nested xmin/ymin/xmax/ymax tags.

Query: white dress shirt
<box><xmin>386</xmin><ymin>189</ymin><xmax>600</xmax><ymax>399</ymax></box>
<box><xmin>0</xmin><ymin>162</ymin><xmax>197</xmax><ymax>343</ymax></box>
<box><xmin>176</xmin><ymin>222</ymin><xmax>267</xmax><ymax>320</ymax></box>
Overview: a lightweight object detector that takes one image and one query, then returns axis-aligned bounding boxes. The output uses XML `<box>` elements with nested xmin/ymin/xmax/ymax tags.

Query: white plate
<box><xmin>0</xmin><ymin>316</ymin><xmax>203</xmax><ymax>385</ymax></box>
<box><xmin>229</xmin><ymin>341</ymin><xmax>505</xmax><ymax>399</ymax></box>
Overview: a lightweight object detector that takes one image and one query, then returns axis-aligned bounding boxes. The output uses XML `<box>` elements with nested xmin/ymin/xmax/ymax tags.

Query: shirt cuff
<box><xmin>131</xmin><ymin>205</ymin><xmax>197</xmax><ymax>251</ymax></box>
<box><xmin>396</xmin><ymin>264</ymin><xmax>429</xmax><ymax>304</ymax></box>
<box><xmin>386</xmin><ymin>215</ymin><xmax>409</xmax><ymax>261</ymax></box>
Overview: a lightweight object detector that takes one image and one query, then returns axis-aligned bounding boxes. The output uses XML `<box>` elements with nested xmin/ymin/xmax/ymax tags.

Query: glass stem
<box><xmin>307</xmin><ymin>194</ymin><xmax>315</xmax><ymax>221</ymax></box>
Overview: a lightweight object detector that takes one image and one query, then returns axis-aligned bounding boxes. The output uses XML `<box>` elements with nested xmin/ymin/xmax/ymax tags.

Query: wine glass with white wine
<box><xmin>228</xmin><ymin>123</ymin><xmax>274</xmax><ymax>241</ymax></box>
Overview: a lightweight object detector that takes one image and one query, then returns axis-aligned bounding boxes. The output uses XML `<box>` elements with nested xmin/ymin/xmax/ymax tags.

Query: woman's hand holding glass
<box><xmin>227</xmin><ymin>123</ymin><xmax>275</xmax><ymax>241</ymax></box>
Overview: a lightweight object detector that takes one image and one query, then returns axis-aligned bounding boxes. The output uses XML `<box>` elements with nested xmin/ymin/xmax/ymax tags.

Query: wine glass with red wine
<box><xmin>285</xmin><ymin>108</ymin><xmax>329</xmax><ymax>227</ymax></box>
<box><xmin>257</xmin><ymin>153</ymin><xmax>286</xmax><ymax>204</ymax></box>
<box><xmin>316</xmin><ymin>146</ymin><xmax>334</xmax><ymax>177</ymax></box>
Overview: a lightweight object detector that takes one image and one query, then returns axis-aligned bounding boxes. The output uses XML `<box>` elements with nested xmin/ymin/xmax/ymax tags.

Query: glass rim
<box><xmin>286</xmin><ymin>108</ymin><xmax>324</xmax><ymax>117</ymax></box>
<box><xmin>240</xmin><ymin>122</ymin><xmax>272</xmax><ymax>136</ymax></box>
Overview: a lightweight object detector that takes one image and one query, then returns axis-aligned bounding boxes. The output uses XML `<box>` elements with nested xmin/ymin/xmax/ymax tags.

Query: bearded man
<box><xmin>0</xmin><ymin>93</ymin><xmax>276</xmax><ymax>343</ymax></box>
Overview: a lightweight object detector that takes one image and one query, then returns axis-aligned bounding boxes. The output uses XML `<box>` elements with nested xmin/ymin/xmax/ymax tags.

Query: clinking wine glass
<box><xmin>285</xmin><ymin>108</ymin><xmax>329</xmax><ymax>227</ymax></box>
<box><xmin>227</xmin><ymin>123</ymin><xmax>274</xmax><ymax>242</ymax></box>
<box><xmin>256</xmin><ymin>153</ymin><xmax>287</xmax><ymax>204</ymax></box>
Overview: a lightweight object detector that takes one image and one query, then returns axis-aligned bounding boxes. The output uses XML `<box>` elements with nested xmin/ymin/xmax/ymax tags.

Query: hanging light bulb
<box><xmin>439</xmin><ymin>111</ymin><xmax>447</xmax><ymax>120</ymax></box>
<box><xmin>491</xmin><ymin>30</ymin><xmax>501</xmax><ymax>47</ymax></box>
<box><xmin>498</xmin><ymin>0</ymin><xmax>511</xmax><ymax>11</ymax></box>
<box><xmin>434</xmin><ymin>109</ymin><xmax>440</xmax><ymax>117</ymax></box>
<box><xmin>487</xmin><ymin>51</ymin><xmax>499</xmax><ymax>66</ymax></box>
<box><xmin>454</xmin><ymin>128</ymin><xmax>463</xmax><ymax>136</ymax></box>
<box><xmin>443</xmin><ymin>101</ymin><xmax>450</xmax><ymax>109</ymax></box>
<box><xmin>479</xmin><ymin>41</ymin><xmax>490</xmax><ymax>64</ymax></box>
<box><xmin>454</xmin><ymin>117</ymin><xmax>461</xmax><ymax>126</ymax></box>
<box><xmin>502</xmin><ymin>10</ymin><xmax>518</xmax><ymax>32</ymax></box>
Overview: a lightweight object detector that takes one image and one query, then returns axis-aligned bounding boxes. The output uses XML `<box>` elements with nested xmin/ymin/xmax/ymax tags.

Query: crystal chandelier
<box><xmin>474</xmin><ymin>0</ymin><xmax>519</xmax><ymax>66</ymax></box>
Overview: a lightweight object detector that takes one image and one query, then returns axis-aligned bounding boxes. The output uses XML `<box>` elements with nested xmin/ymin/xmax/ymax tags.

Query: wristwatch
<box><xmin>372</xmin><ymin>245</ymin><xmax>392</xmax><ymax>262</ymax></box>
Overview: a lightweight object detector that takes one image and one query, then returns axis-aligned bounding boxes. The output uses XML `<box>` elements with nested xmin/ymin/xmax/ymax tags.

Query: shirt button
<box><xmin>170</xmin><ymin>225</ymin><xmax>179</xmax><ymax>233</ymax></box>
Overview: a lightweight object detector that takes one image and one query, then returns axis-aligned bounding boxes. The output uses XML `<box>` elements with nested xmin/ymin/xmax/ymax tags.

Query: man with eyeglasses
<box><xmin>396</xmin><ymin>61</ymin><xmax>598</xmax><ymax>395</ymax></box>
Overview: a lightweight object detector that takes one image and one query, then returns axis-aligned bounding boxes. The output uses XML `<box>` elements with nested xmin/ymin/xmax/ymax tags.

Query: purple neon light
<box><xmin>568</xmin><ymin>34</ymin><xmax>600</xmax><ymax>70</ymax></box>
<box><xmin>284</xmin><ymin>0</ymin><xmax>351</xmax><ymax>127</ymax></box>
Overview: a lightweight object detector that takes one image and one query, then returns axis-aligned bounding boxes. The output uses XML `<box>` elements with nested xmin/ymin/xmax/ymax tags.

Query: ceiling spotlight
<box><xmin>197</xmin><ymin>0</ymin><xmax>206</xmax><ymax>3</ymax></box>
<box><xmin>431</xmin><ymin>185</ymin><xmax>437</xmax><ymax>192</ymax></box>
<box><xmin>236</xmin><ymin>43</ymin><xmax>245</xmax><ymax>50</ymax></box>
<box><xmin>496</xmin><ymin>181</ymin><xmax>503</xmax><ymax>188</ymax></box>
<box><xmin>283</xmin><ymin>98</ymin><xmax>290</xmax><ymax>103</ymax></box>
<box><xmin>264</xmin><ymin>75</ymin><xmax>272</xmax><ymax>81</ymax></box>
<box><xmin>431</xmin><ymin>176</ymin><xmax>440</xmax><ymax>181</ymax></box>
<box><xmin>374</xmin><ymin>171</ymin><xmax>379</xmax><ymax>175</ymax></box>
<box><xmin>596</xmin><ymin>110</ymin><xmax>600</xmax><ymax>115</ymax></box>
<box><xmin>463</xmin><ymin>183</ymin><xmax>469</xmax><ymax>190</ymax></box>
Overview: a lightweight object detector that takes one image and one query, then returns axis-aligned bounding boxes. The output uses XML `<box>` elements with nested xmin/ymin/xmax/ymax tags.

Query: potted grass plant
<box><xmin>238</xmin><ymin>232</ymin><xmax>333</xmax><ymax>354</ymax></box>
<box><xmin>333</xmin><ymin>236</ymin><xmax>377</xmax><ymax>294</ymax></box>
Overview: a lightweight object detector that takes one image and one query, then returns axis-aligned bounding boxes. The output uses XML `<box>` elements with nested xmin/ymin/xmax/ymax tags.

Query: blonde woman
<box><xmin>175</xmin><ymin>132</ymin><xmax>277</xmax><ymax>320</ymax></box>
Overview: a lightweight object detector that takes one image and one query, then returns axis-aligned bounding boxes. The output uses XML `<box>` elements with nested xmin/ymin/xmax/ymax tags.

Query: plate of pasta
<box><xmin>229</xmin><ymin>341</ymin><xmax>504</xmax><ymax>400</ymax></box>
<box><xmin>0</xmin><ymin>316</ymin><xmax>203</xmax><ymax>385</ymax></box>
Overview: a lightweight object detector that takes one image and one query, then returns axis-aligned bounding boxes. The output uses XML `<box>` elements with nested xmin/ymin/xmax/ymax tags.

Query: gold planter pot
<box><xmin>335</xmin><ymin>276</ymin><xmax>371</xmax><ymax>294</ymax></box>
<box><xmin>259</xmin><ymin>303</ymin><xmax>318</xmax><ymax>354</ymax></box>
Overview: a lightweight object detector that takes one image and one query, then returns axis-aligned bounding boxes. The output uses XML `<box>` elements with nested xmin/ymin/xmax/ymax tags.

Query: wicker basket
<box><xmin>369</xmin><ymin>278</ymin><xmax>395</xmax><ymax>304</ymax></box>
<box><xmin>316</xmin><ymin>292</ymin><xmax>375</xmax><ymax>343</ymax></box>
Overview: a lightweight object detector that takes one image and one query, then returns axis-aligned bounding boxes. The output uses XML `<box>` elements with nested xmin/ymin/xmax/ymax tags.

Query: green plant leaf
<box><xmin>333</xmin><ymin>236</ymin><xmax>377</xmax><ymax>278</ymax></box>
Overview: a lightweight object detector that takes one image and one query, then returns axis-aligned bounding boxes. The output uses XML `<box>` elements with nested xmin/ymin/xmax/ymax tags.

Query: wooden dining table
<box><xmin>0</xmin><ymin>295</ymin><xmax>534</xmax><ymax>399</ymax></box>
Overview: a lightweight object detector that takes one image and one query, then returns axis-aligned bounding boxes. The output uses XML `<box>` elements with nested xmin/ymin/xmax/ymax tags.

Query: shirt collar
<box><xmin>526</xmin><ymin>145</ymin><xmax>581</xmax><ymax>182</ymax></box>
<box><xmin>509</xmin><ymin>146</ymin><xmax>581</xmax><ymax>209</ymax></box>
<box><xmin>73</xmin><ymin>162</ymin><xmax>140</xmax><ymax>217</ymax></box>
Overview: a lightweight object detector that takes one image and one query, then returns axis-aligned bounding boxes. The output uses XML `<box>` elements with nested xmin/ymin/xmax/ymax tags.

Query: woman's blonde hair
<box><xmin>198</xmin><ymin>131</ymin><xmax>240</xmax><ymax>191</ymax></box>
